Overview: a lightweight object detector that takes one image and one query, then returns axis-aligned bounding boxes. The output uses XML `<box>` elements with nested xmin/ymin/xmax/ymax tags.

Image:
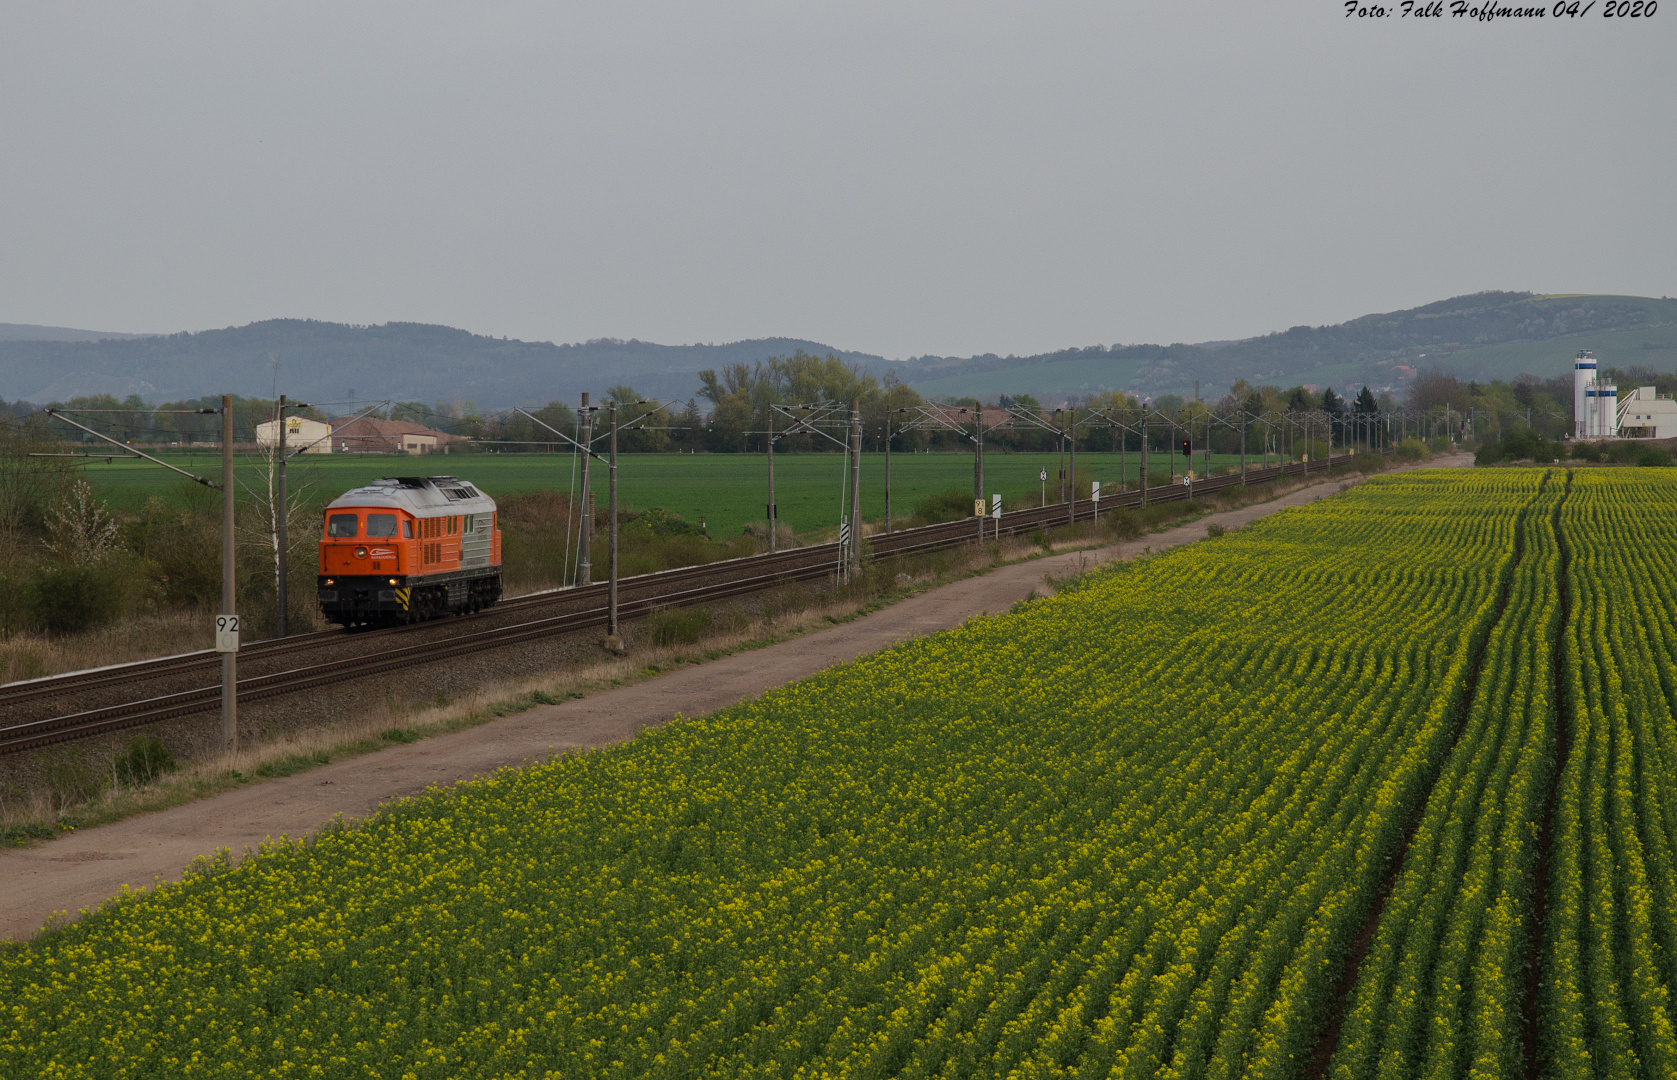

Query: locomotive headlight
<box><xmin>388</xmin><ymin>577</ymin><xmax>398</xmax><ymax>585</ymax></box>
<box><xmin>324</xmin><ymin>578</ymin><xmax>335</xmax><ymax>585</ymax></box>
<box><xmin>354</xmin><ymin>546</ymin><xmax>367</xmax><ymax>559</ymax></box>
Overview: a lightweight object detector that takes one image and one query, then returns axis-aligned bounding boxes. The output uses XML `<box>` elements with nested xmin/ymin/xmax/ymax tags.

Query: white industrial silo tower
<box><xmin>1573</xmin><ymin>350</ymin><xmax>1619</xmax><ymax>440</ymax></box>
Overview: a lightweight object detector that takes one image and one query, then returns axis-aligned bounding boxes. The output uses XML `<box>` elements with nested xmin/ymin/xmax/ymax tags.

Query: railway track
<box><xmin>0</xmin><ymin>456</ymin><xmax>1348</xmax><ymax>754</ymax></box>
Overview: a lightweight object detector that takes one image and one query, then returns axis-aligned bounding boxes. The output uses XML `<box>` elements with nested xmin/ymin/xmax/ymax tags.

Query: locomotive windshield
<box><xmin>366</xmin><ymin>514</ymin><xmax>399</xmax><ymax>538</ymax></box>
<box><xmin>327</xmin><ymin>514</ymin><xmax>359</xmax><ymax>538</ymax></box>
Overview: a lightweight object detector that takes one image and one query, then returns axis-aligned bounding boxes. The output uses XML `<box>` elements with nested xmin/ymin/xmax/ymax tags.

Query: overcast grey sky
<box><xmin>1</xmin><ymin>2</ymin><xmax>1671</xmax><ymax>357</ymax></box>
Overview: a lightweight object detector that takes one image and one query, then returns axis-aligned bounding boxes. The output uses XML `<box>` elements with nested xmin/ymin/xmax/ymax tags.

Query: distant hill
<box><xmin>5</xmin><ymin>292</ymin><xmax>1671</xmax><ymax>409</ymax></box>
<box><xmin>0</xmin><ymin>322</ymin><xmax>148</xmax><ymax>343</ymax></box>
<box><xmin>0</xmin><ymin>320</ymin><xmax>888</xmax><ymax>407</ymax></box>
<box><xmin>897</xmin><ymin>292</ymin><xmax>1677</xmax><ymax>401</ymax></box>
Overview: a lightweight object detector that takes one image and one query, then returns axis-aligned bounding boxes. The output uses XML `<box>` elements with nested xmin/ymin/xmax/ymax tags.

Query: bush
<box><xmin>1104</xmin><ymin>507</ymin><xmax>1145</xmax><ymax>541</ymax></box>
<box><xmin>645</xmin><ymin>606</ymin><xmax>712</xmax><ymax>646</ymax></box>
<box><xmin>1394</xmin><ymin>437</ymin><xmax>1429</xmax><ymax>462</ymax></box>
<box><xmin>45</xmin><ymin>751</ymin><xmax>104</xmax><ymax>809</ymax></box>
<box><xmin>142</xmin><ymin>505</ymin><xmax>223</xmax><ymax>608</ymax></box>
<box><xmin>1206</xmin><ymin>523</ymin><xmax>1227</xmax><ymax>539</ymax></box>
<box><xmin>1604</xmin><ymin>441</ymin><xmax>1642</xmax><ymax>465</ymax></box>
<box><xmin>622</xmin><ymin>506</ymin><xmax>707</xmax><ymax>538</ymax></box>
<box><xmin>617</xmin><ymin>530</ymin><xmax>755</xmax><ymax>577</ymax></box>
<box><xmin>909</xmin><ymin>488</ymin><xmax>976</xmax><ymax>527</ymax></box>
<box><xmin>27</xmin><ymin>564</ymin><xmax>124</xmax><ymax>634</ymax></box>
<box><xmin>1637</xmin><ymin>446</ymin><xmax>1672</xmax><ymax>468</ymax></box>
<box><xmin>115</xmin><ymin>735</ymin><xmax>176</xmax><ymax>787</ymax></box>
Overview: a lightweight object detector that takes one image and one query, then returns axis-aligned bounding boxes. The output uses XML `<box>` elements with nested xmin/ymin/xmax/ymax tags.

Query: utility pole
<box><xmin>883</xmin><ymin>411</ymin><xmax>892</xmax><ymax>534</ymax></box>
<box><xmin>974</xmin><ymin>404</ymin><xmax>986</xmax><ymax>541</ymax></box>
<box><xmin>577</xmin><ymin>392</ymin><xmax>593</xmax><ymax>585</ymax></box>
<box><xmin>220</xmin><ymin>395</ymin><xmax>237</xmax><ymax>757</ymax></box>
<box><xmin>1067</xmin><ymin>406</ymin><xmax>1077</xmax><ymax>527</ymax></box>
<box><xmin>848</xmin><ymin>399</ymin><xmax>863</xmax><ymax>578</ymax></box>
<box><xmin>1240</xmin><ymin>413</ymin><xmax>1247</xmax><ymax>484</ymax></box>
<box><xmin>766</xmin><ymin>407</ymin><xmax>776</xmax><ymax>553</ymax></box>
<box><xmin>1119</xmin><ymin>415</ymin><xmax>1127</xmax><ymax>492</ymax></box>
<box><xmin>1140</xmin><ymin>414</ymin><xmax>1149</xmax><ymax>507</ymax></box>
<box><xmin>1057</xmin><ymin>411</ymin><xmax>1067</xmax><ymax>505</ymax></box>
<box><xmin>608</xmin><ymin>400</ymin><xmax>619</xmax><ymax>640</ymax></box>
<box><xmin>276</xmin><ymin>395</ymin><xmax>288</xmax><ymax>637</ymax></box>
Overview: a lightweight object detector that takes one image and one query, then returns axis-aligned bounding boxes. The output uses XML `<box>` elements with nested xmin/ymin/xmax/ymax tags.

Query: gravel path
<box><xmin>0</xmin><ymin>457</ymin><xmax>1469</xmax><ymax>942</ymax></box>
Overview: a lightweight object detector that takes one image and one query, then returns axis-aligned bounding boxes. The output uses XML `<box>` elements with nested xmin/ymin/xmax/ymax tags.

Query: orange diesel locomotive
<box><xmin>317</xmin><ymin>476</ymin><xmax>503</xmax><ymax>626</ymax></box>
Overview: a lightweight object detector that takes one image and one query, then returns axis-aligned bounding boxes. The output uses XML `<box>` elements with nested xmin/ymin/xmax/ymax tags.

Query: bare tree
<box><xmin>236</xmin><ymin>437</ymin><xmax>317</xmax><ymax>614</ymax></box>
<box><xmin>0</xmin><ymin>414</ymin><xmax>65</xmax><ymax>540</ymax></box>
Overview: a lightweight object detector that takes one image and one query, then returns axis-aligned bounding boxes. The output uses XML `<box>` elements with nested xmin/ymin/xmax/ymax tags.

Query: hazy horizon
<box><xmin>3</xmin><ymin>3</ymin><xmax>1671</xmax><ymax>359</ymax></box>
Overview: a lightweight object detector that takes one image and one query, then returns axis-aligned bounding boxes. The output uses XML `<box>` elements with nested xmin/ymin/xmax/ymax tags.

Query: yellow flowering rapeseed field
<box><xmin>4</xmin><ymin>468</ymin><xmax>1675</xmax><ymax>1077</ymax></box>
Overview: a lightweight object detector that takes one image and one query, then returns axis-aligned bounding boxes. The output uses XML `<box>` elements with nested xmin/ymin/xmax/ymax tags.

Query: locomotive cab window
<box><xmin>366</xmin><ymin>514</ymin><xmax>399</xmax><ymax>538</ymax></box>
<box><xmin>327</xmin><ymin>514</ymin><xmax>359</xmax><ymax>538</ymax></box>
<box><xmin>402</xmin><ymin>520</ymin><xmax>413</xmax><ymax>538</ymax></box>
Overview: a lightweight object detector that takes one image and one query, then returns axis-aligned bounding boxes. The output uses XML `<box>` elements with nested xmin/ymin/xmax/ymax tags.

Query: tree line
<box><xmin>14</xmin><ymin>354</ymin><xmax>1677</xmax><ymax>460</ymax></box>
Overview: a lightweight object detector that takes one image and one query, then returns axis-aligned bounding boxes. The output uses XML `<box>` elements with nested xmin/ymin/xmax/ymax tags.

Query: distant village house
<box><xmin>328</xmin><ymin>416</ymin><xmax>456</xmax><ymax>454</ymax></box>
<box><xmin>255</xmin><ymin>415</ymin><xmax>333</xmax><ymax>454</ymax></box>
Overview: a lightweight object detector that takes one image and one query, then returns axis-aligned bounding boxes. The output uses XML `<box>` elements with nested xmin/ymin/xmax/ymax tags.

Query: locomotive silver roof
<box><xmin>325</xmin><ymin>475</ymin><xmax>498</xmax><ymax>515</ymax></box>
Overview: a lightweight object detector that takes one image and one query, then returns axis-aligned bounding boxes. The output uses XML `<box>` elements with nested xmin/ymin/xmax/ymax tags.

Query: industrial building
<box><xmin>1571</xmin><ymin>349</ymin><xmax>1677</xmax><ymax>441</ymax></box>
<box><xmin>1573</xmin><ymin>350</ymin><xmax>1619</xmax><ymax>440</ymax></box>
<box><xmin>1615</xmin><ymin>386</ymin><xmax>1677</xmax><ymax>440</ymax></box>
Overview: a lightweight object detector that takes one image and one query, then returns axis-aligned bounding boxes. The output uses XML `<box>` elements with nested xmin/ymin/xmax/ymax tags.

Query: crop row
<box><xmin>0</xmin><ymin>471</ymin><xmax>1551</xmax><ymax>1077</ymax></box>
<box><xmin>1327</xmin><ymin>474</ymin><xmax>1562</xmax><ymax>1079</ymax></box>
<box><xmin>1326</xmin><ymin>467</ymin><xmax>1677</xmax><ymax>1080</ymax></box>
<box><xmin>1545</xmin><ymin>471</ymin><xmax>1677</xmax><ymax>1079</ymax></box>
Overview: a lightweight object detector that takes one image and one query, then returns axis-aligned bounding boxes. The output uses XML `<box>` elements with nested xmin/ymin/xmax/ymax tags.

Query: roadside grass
<box><xmin>0</xmin><ymin>608</ymin><xmax>226</xmax><ymax>687</ymax></box>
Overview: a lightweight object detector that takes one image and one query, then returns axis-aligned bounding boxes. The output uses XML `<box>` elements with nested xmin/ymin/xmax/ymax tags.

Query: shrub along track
<box><xmin>0</xmin><ymin>458</ymin><xmax>1343</xmax><ymax>756</ymax></box>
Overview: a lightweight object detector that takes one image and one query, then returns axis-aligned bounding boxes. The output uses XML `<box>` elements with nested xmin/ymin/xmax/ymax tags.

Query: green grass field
<box><xmin>78</xmin><ymin>449</ymin><xmax>1268</xmax><ymax>537</ymax></box>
